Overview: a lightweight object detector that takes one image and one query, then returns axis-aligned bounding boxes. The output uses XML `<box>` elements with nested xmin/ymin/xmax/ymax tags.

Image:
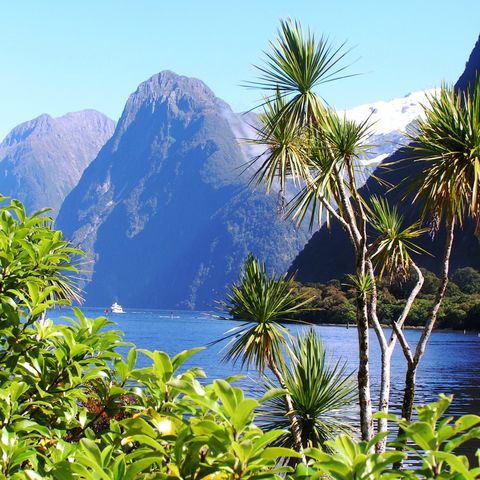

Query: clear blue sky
<box><xmin>1</xmin><ymin>0</ymin><xmax>478</xmax><ymax>139</ymax></box>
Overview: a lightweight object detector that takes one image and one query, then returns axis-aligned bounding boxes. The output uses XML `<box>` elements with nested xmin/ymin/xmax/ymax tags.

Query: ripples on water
<box><xmin>51</xmin><ymin>307</ymin><xmax>479</xmax><ymax>430</ymax></box>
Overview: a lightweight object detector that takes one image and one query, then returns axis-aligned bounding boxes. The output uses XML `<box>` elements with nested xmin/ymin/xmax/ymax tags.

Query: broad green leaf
<box><xmin>261</xmin><ymin>447</ymin><xmax>302</xmax><ymax>460</ymax></box>
<box><xmin>231</xmin><ymin>399</ymin><xmax>259</xmax><ymax>432</ymax></box>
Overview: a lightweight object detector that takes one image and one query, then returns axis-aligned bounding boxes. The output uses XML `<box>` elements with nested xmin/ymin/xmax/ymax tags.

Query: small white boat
<box><xmin>110</xmin><ymin>302</ymin><xmax>125</xmax><ymax>314</ymax></box>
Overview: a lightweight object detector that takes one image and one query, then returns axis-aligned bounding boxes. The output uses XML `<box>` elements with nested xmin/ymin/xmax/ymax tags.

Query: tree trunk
<box><xmin>321</xmin><ymin>155</ymin><xmax>375</xmax><ymax>443</ymax></box>
<box><xmin>396</xmin><ymin>218</ymin><xmax>455</xmax><ymax>456</ymax></box>
<box><xmin>364</xmin><ymin>259</ymin><xmax>390</xmax><ymax>452</ymax></box>
<box><xmin>267</xmin><ymin>356</ymin><xmax>306</xmax><ymax>463</ymax></box>
<box><xmin>356</xmin><ymin>294</ymin><xmax>374</xmax><ymax>441</ymax></box>
<box><xmin>400</xmin><ymin>218</ymin><xmax>455</xmax><ymax>423</ymax></box>
<box><xmin>394</xmin><ymin>359</ymin><xmax>417</xmax><ymax>465</ymax></box>
<box><xmin>376</xmin><ymin>262</ymin><xmax>423</xmax><ymax>453</ymax></box>
<box><xmin>376</xmin><ymin>348</ymin><xmax>392</xmax><ymax>452</ymax></box>
<box><xmin>400</xmin><ymin>361</ymin><xmax>417</xmax><ymax>422</ymax></box>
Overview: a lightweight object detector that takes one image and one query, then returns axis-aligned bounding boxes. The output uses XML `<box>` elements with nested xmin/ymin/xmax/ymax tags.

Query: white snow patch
<box><xmin>345</xmin><ymin>89</ymin><xmax>439</xmax><ymax>135</ymax></box>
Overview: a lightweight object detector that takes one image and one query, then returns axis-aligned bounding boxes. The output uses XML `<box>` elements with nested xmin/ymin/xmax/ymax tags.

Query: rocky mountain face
<box><xmin>289</xmin><ymin>35</ymin><xmax>480</xmax><ymax>283</ymax></box>
<box><xmin>0</xmin><ymin>110</ymin><xmax>115</xmax><ymax>215</ymax></box>
<box><xmin>56</xmin><ymin>71</ymin><xmax>308</xmax><ymax>309</ymax></box>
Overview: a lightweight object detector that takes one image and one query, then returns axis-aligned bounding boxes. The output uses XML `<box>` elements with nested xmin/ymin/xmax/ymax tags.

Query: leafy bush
<box><xmin>299</xmin><ymin>395</ymin><xmax>480</xmax><ymax>479</ymax></box>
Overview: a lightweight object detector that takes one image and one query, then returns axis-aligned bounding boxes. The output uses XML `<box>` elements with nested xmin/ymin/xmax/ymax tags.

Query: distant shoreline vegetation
<box><xmin>293</xmin><ymin>266</ymin><xmax>480</xmax><ymax>331</ymax></box>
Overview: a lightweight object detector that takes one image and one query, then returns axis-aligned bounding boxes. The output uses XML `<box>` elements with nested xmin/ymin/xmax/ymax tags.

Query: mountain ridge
<box><xmin>0</xmin><ymin>110</ymin><xmax>115</xmax><ymax>215</ymax></box>
<box><xmin>56</xmin><ymin>70</ymin><xmax>308</xmax><ymax>309</ymax></box>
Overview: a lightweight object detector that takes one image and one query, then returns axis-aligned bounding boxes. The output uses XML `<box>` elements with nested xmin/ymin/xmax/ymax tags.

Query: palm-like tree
<box><xmin>367</xmin><ymin>196</ymin><xmax>427</xmax><ymax>451</ymax></box>
<box><xmin>369</xmin><ymin>196</ymin><xmax>428</xmax><ymax>279</ymax></box>
<box><xmin>247</xmin><ymin>92</ymin><xmax>309</xmax><ymax>212</ymax></box>
<box><xmin>244</xmin><ymin>18</ymin><xmax>458</xmax><ymax>451</ymax></box>
<box><xmin>220</xmin><ymin>254</ymin><xmax>312</xmax><ymax>459</ymax></box>
<box><xmin>245</xmin><ymin>20</ymin><xmax>380</xmax><ymax>442</ymax></box>
<box><xmin>258</xmin><ymin>329</ymin><xmax>356</xmax><ymax>453</ymax></box>
<box><xmin>398</xmin><ymin>78</ymin><xmax>480</xmax><ymax>424</ymax></box>
<box><xmin>409</xmin><ymin>82</ymin><xmax>480</xmax><ymax>228</ymax></box>
<box><xmin>247</xmin><ymin>19</ymin><xmax>354</xmax><ymax>128</ymax></box>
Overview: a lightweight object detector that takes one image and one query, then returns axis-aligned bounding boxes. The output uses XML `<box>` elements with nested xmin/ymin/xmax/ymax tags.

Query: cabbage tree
<box><xmin>219</xmin><ymin>254</ymin><xmax>312</xmax><ymax>460</ymax></box>
<box><xmin>398</xmin><ymin>78</ymin><xmax>480</xmax><ymax>425</ymax></box>
<box><xmin>258</xmin><ymin>329</ymin><xmax>356</xmax><ymax>451</ymax></box>
<box><xmin>244</xmin><ymin>19</ymin><xmax>431</xmax><ymax>450</ymax></box>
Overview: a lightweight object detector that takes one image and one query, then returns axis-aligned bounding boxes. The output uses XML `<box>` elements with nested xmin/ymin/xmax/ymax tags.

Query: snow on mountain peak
<box><xmin>231</xmin><ymin>88</ymin><xmax>440</xmax><ymax>171</ymax></box>
<box><xmin>345</xmin><ymin>88</ymin><xmax>439</xmax><ymax>136</ymax></box>
<box><xmin>342</xmin><ymin>88</ymin><xmax>439</xmax><ymax>167</ymax></box>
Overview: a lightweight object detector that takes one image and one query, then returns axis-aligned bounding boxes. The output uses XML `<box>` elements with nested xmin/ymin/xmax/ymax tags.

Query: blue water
<box><xmin>49</xmin><ymin>307</ymin><xmax>480</xmax><ymax>418</ymax></box>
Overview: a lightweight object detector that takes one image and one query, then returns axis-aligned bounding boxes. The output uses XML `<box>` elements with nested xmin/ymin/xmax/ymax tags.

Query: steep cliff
<box><xmin>57</xmin><ymin>71</ymin><xmax>307</xmax><ymax>308</ymax></box>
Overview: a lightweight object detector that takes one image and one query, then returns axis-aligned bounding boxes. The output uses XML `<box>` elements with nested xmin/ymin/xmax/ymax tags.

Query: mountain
<box><xmin>345</xmin><ymin>89</ymin><xmax>438</xmax><ymax>166</ymax></box>
<box><xmin>56</xmin><ymin>71</ymin><xmax>308</xmax><ymax>309</ymax></box>
<box><xmin>289</xmin><ymin>35</ymin><xmax>480</xmax><ymax>283</ymax></box>
<box><xmin>0</xmin><ymin>110</ymin><xmax>115</xmax><ymax>216</ymax></box>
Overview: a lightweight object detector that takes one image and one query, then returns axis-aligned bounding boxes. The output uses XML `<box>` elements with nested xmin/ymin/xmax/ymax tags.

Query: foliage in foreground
<box><xmin>258</xmin><ymin>329</ymin><xmax>357</xmax><ymax>452</ymax></box>
<box><xmin>218</xmin><ymin>254</ymin><xmax>315</xmax><ymax>459</ymax></box>
<box><xmin>0</xmin><ymin>199</ymin><xmax>295</xmax><ymax>478</ymax></box>
<box><xmin>0</xmin><ymin>309</ymin><xmax>479</xmax><ymax>480</ymax></box>
<box><xmin>0</xmin><ymin>196</ymin><xmax>479</xmax><ymax>478</ymax></box>
<box><xmin>219</xmin><ymin>253</ymin><xmax>358</xmax><ymax>457</ymax></box>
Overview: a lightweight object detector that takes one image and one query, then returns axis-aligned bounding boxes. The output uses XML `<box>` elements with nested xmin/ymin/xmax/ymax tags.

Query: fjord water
<box><xmin>51</xmin><ymin>307</ymin><xmax>480</xmax><ymax>419</ymax></box>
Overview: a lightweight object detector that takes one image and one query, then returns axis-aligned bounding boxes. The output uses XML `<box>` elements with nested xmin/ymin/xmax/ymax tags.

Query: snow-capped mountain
<box><xmin>230</xmin><ymin>89</ymin><xmax>438</xmax><ymax>172</ymax></box>
<box><xmin>345</xmin><ymin>89</ymin><xmax>438</xmax><ymax>165</ymax></box>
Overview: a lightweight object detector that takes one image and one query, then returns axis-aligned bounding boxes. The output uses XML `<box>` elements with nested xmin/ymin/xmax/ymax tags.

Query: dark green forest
<box><xmin>296</xmin><ymin>267</ymin><xmax>480</xmax><ymax>330</ymax></box>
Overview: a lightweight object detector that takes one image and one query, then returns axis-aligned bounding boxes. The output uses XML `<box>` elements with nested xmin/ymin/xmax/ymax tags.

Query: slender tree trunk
<box><xmin>376</xmin><ymin>263</ymin><xmax>424</xmax><ymax>453</ymax></box>
<box><xmin>394</xmin><ymin>359</ymin><xmax>416</xmax><ymax>468</ymax></box>
<box><xmin>320</xmin><ymin>156</ymin><xmax>375</xmax><ymax>442</ymax></box>
<box><xmin>331</xmin><ymin>158</ymin><xmax>375</xmax><ymax>442</ymax></box>
<box><xmin>356</xmin><ymin>294</ymin><xmax>374</xmax><ymax>441</ymax></box>
<box><xmin>412</xmin><ymin>219</ymin><xmax>455</xmax><ymax>363</ymax></box>
<box><xmin>277</xmin><ymin>183</ymin><xmax>286</xmax><ymax>217</ymax></box>
<box><xmin>375</xmin><ymin>264</ymin><xmax>425</xmax><ymax>452</ymax></box>
<box><xmin>367</xmin><ymin>276</ymin><xmax>390</xmax><ymax>452</ymax></box>
<box><xmin>364</xmin><ymin>259</ymin><xmax>391</xmax><ymax>452</ymax></box>
<box><xmin>396</xmin><ymin>219</ymin><xmax>455</xmax><ymax>454</ymax></box>
<box><xmin>389</xmin><ymin>263</ymin><xmax>424</xmax><ymax>343</ymax></box>
<box><xmin>399</xmin><ymin>218</ymin><xmax>455</xmax><ymax>424</ymax></box>
<box><xmin>400</xmin><ymin>360</ymin><xmax>417</xmax><ymax>422</ymax></box>
<box><xmin>376</xmin><ymin>348</ymin><xmax>392</xmax><ymax>452</ymax></box>
<box><xmin>267</xmin><ymin>356</ymin><xmax>306</xmax><ymax>464</ymax></box>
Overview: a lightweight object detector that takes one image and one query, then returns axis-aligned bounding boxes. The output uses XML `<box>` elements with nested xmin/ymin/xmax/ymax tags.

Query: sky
<box><xmin>0</xmin><ymin>0</ymin><xmax>479</xmax><ymax>140</ymax></box>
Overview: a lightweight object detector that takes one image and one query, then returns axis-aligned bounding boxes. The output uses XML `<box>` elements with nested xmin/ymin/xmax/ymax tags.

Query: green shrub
<box><xmin>452</xmin><ymin>267</ymin><xmax>480</xmax><ymax>294</ymax></box>
<box><xmin>295</xmin><ymin>395</ymin><xmax>480</xmax><ymax>479</ymax></box>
